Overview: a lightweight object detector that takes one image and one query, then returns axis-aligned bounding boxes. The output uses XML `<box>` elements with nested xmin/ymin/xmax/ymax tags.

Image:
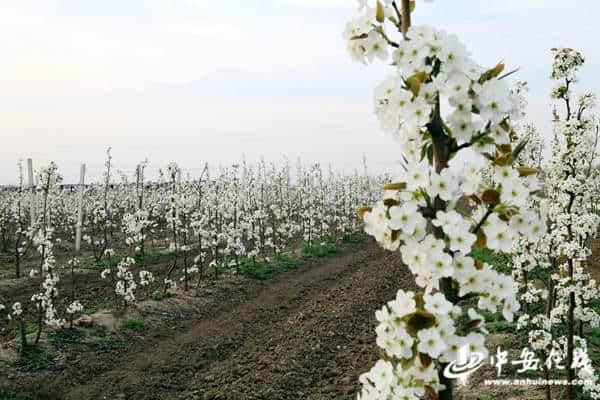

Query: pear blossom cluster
<box><xmin>100</xmin><ymin>252</ymin><xmax>153</xmax><ymax>308</ymax></box>
<box><xmin>513</xmin><ymin>48</ymin><xmax>600</xmax><ymax>399</ymax></box>
<box><xmin>122</xmin><ymin>210</ymin><xmax>153</xmax><ymax>251</ymax></box>
<box><xmin>139</xmin><ymin>270</ymin><xmax>154</xmax><ymax>286</ymax></box>
<box><xmin>345</xmin><ymin>1</ymin><xmax>546</xmax><ymax>398</ymax></box>
<box><xmin>66</xmin><ymin>300</ymin><xmax>83</xmax><ymax>315</ymax></box>
<box><xmin>10</xmin><ymin>302</ymin><xmax>23</xmax><ymax>317</ymax></box>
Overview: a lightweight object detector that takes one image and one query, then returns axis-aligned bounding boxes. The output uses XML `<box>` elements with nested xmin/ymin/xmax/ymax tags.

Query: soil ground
<box><xmin>0</xmin><ymin>237</ymin><xmax>598</xmax><ymax>400</ymax></box>
<box><xmin>0</xmin><ymin>241</ymin><xmax>410</xmax><ymax>400</ymax></box>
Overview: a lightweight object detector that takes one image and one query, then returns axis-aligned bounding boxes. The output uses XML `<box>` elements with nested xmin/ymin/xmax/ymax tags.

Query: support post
<box><xmin>75</xmin><ymin>164</ymin><xmax>86</xmax><ymax>251</ymax></box>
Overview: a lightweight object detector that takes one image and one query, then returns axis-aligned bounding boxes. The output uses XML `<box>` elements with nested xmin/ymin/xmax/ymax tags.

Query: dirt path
<box><xmin>60</xmin><ymin>242</ymin><xmax>410</xmax><ymax>400</ymax></box>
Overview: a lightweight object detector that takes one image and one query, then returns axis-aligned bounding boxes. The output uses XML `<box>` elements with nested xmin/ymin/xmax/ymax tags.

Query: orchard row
<box><xmin>0</xmin><ymin>155</ymin><xmax>383</xmax><ymax>348</ymax></box>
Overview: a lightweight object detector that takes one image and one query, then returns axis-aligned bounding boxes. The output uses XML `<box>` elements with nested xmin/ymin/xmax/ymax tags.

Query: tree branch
<box><xmin>471</xmin><ymin>205</ymin><xmax>494</xmax><ymax>235</ymax></box>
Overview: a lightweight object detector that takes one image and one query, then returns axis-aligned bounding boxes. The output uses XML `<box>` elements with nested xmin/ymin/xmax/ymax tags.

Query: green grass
<box><xmin>78</xmin><ymin>248</ymin><xmax>176</xmax><ymax>271</ymax></box>
<box><xmin>341</xmin><ymin>233</ymin><xmax>364</xmax><ymax>243</ymax></box>
<box><xmin>8</xmin><ymin>322</ymin><xmax>37</xmax><ymax>340</ymax></box>
<box><xmin>93</xmin><ymin>337</ymin><xmax>125</xmax><ymax>353</ymax></box>
<box><xmin>302</xmin><ymin>245</ymin><xmax>339</xmax><ymax>257</ymax></box>
<box><xmin>587</xmin><ymin>326</ymin><xmax>600</xmax><ymax>365</ymax></box>
<box><xmin>240</xmin><ymin>260</ymin><xmax>277</xmax><ymax>280</ymax></box>
<box><xmin>83</xmin><ymin>300</ymin><xmax>112</xmax><ymax>315</ymax></box>
<box><xmin>13</xmin><ymin>345</ymin><xmax>56</xmax><ymax>372</ymax></box>
<box><xmin>585</xmin><ymin>302</ymin><xmax>600</xmax><ymax>384</ymax></box>
<box><xmin>78</xmin><ymin>255</ymin><xmax>120</xmax><ymax>271</ymax></box>
<box><xmin>48</xmin><ymin>328</ymin><xmax>84</xmax><ymax>348</ymax></box>
<box><xmin>134</xmin><ymin>249</ymin><xmax>175</xmax><ymax>264</ymax></box>
<box><xmin>238</xmin><ymin>234</ymin><xmax>363</xmax><ymax>280</ymax></box>
<box><xmin>274</xmin><ymin>252</ymin><xmax>300</xmax><ymax>270</ymax></box>
<box><xmin>89</xmin><ymin>326</ymin><xmax>107</xmax><ymax>337</ymax></box>
<box><xmin>302</xmin><ymin>240</ymin><xmax>341</xmax><ymax>258</ymax></box>
<box><xmin>588</xmin><ymin>326</ymin><xmax>600</xmax><ymax>347</ymax></box>
<box><xmin>151</xmin><ymin>290</ymin><xmax>170</xmax><ymax>301</ymax></box>
<box><xmin>119</xmin><ymin>318</ymin><xmax>146</xmax><ymax>332</ymax></box>
<box><xmin>239</xmin><ymin>250</ymin><xmax>301</xmax><ymax>280</ymax></box>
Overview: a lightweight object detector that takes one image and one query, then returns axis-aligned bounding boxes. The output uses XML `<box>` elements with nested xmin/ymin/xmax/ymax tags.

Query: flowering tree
<box><xmin>190</xmin><ymin>163</ymin><xmax>211</xmax><ymax>283</ymax></box>
<box><xmin>65</xmin><ymin>258</ymin><xmax>83</xmax><ymax>329</ymax></box>
<box><xmin>8</xmin><ymin>161</ymin><xmax>36</xmax><ymax>278</ymax></box>
<box><xmin>345</xmin><ymin>1</ymin><xmax>545</xmax><ymax>398</ymax></box>
<box><xmin>99</xmin><ymin>244</ymin><xmax>154</xmax><ymax>309</ymax></box>
<box><xmin>30</xmin><ymin>162</ymin><xmax>66</xmax><ymax>344</ymax></box>
<box><xmin>514</xmin><ymin>48</ymin><xmax>600</xmax><ymax>400</ymax></box>
<box><xmin>83</xmin><ymin>148</ymin><xmax>119</xmax><ymax>261</ymax></box>
<box><xmin>156</xmin><ymin>161</ymin><xmax>203</xmax><ymax>292</ymax></box>
<box><xmin>121</xmin><ymin>160</ymin><xmax>154</xmax><ymax>263</ymax></box>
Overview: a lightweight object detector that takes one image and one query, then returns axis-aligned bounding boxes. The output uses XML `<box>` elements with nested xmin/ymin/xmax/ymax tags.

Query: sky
<box><xmin>1</xmin><ymin>0</ymin><xmax>600</xmax><ymax>184</ymax></box>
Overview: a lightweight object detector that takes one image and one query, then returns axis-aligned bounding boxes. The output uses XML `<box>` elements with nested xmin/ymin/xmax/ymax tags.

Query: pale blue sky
<box><xmin>1</xmin><ymin>1</ymin><xmax>599</xmax><ymax>183</ymax></box>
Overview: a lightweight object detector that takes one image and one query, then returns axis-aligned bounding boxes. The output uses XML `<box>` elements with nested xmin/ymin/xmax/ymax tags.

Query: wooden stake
<box><xmin>75</xmin><ymin>164</ymin><xmax>86</xmax><ymax>251</ymax></box>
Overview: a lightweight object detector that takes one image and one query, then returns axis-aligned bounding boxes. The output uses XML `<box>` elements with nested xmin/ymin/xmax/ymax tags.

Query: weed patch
<box><xmin>302</xmin><ymin>242</ymin><xmax>340</xmax><ymax>258</ymax></box>
<box><xmin>120</xmin><ymin>318</ymin><xmax>146</xmax><ymax>332</ymax></box>
<box><xmin>93</xmin><ymin>337</ymin><xmax>125</xmax><ymax>353</ymax></box>
<box><xmin>240</xmin><ymin>261</ymin><xmax>277</xmax><ymax>280</ymax></box>
<box><xmin>151</xmin><ymin>290</ymin><xmax>170</xmax><ymax>301</ymax></box>
<box><xmin>48</xmin><ymin>328</ymin><xmax>84</xmax><ymax>348</ymax></box>
<box><xmin>13</xmin><ymin>345</ymin><xmax>56</xmax><ymax>372</ymax></box>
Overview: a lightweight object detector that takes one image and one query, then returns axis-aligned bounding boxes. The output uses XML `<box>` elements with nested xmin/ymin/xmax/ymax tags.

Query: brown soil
<box><xmin>5</xmin><ymin>237</ymin><xmax>596</xmax><ymax>400</ymax></box>
<box><xmin>0</xmin><ymin>241</ymin><xmax>411</xmax><ymax>400</ymax></box>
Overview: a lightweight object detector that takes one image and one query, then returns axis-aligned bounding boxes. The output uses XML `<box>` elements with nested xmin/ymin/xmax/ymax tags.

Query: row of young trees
<box><xmin>345</xmin><ymin>1</ymin><xmax>599</xmax><ymax>399</ymax></box>
<box><xmin>513</xmin><ymin>49</ymin><xmax>600</xmax><ymax>400</ymax></box>
<box><xmin>0</xmin><ymin>155</ymin><xmax>382</xmax><ymax>350</ymax></box>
